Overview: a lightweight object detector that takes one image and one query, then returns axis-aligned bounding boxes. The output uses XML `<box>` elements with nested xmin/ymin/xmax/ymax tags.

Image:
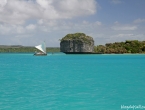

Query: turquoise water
<box><xmin>0</xmin><ymin>53</ymin><xmax>145</xmax><ymax>110</ymax></box>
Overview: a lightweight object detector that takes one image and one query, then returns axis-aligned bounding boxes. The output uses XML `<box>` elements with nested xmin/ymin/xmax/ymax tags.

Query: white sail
<box><xmin>42</xmin><ymin>42</ymin><xmax>46</xmax><ymax>53</ymax></box>
<box><xmin>35</xmin><ymin>42</ymin><xmax>46</xmax><ymax>54</ymax></box>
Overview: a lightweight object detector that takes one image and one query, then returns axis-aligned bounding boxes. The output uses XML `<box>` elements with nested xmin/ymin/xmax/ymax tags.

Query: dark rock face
<box><xmin>60</xmin><ymin>33</ymin><xmax>94</xmax><ymax>53</ymax></box>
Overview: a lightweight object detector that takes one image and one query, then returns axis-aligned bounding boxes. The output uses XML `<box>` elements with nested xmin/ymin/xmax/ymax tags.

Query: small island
<box><xmin>60</xmin><ymin>33</ymin><xmax>94</xmax><ymax>54</ymax></box>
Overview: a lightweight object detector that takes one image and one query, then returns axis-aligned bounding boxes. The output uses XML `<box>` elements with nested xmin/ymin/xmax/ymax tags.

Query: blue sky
<box><xmin>97</xmin><ymin>0</ymin><xmax>145</xmax><ymax>23</ymax></box>
<box><xmin>0</xmin><ymin>0</ymin><xmax>145</xmax><ymax>47</ymax></box>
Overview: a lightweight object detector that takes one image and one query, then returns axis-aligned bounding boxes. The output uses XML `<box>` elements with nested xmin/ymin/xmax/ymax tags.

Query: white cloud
<box><xmin>115</xmin><ymin>34</ymin><xmax>134</xmax><ymax>38</ymax></box>
<box><xmin>0</xmin><ymin>24</ymin><xmax>11</xmax><ymax>34</ymax></box>
<box><xmin>0</xmin><ymin>0</ymin><xmax>38</xmax><ymax>25</ymax></box>
<box><xmin>37</xmin><ymin>19</ymin><xmax>43</xmax><ymax>25</ymax></box>
<box><xmin>112</xmin><ymin>25</ymin><xmax>137</xmax><ymax>31</ymax></box>
<box><xmin>0</xmin><ymin>24</ymin><xmax>24</xmax><ymax>34</ymax></box>
<box><xmin>112</xmin><ymin>34</ymin><xmax>145</xmax><ymax>41</ymax></box>
<box><xmin>26</xmin><ymin>24</ymin><xmax>36</xmax><ymax>30</ymax></box>
<box><xmin>36</xmin><ymin>0</ymin><xmax>53</xmax><ymax>9</ymax></box>
<box><xmin>95</xmin><ymin>21</ymin><xmax>102</xmax><ymax>26</ymax></box>
<box><xmin>0</xmin><ymin>0</ymin><xmax>145</xmax><ymax>47</ymax></box>
<box><xmin>82</xmin><ymin>20</ymin><xmax>102</xmax><ymax>26</ymax></box>
<box><xmin>0</xmin><ymin>0</ymin><xmax>7</xmax><ymax>7</ymax></box>
<box><xmin>0</xmin><ymin>23</ymin><xmax>37</xmax><ymax>35</ymax></box>
<box><xmin>16</xmin><ymin>26</ymin><xmax>25</xmax><ymax>34</ymax></box>
<box><xmin>15</xmin><ymin>34</ymin><xmax>33</xmax><ymax>38</ymax></box>
<box><xmin>0</xmin><ymin>0</ymin><xmax>97</xmax><ymax>25</ymax></box>
<box><xmin>133</xmin><ymin>18</ymin><xmax>145</xmax><ymax>23</ymax></box>
<box><xmin>0</xmin><ymin>20</ymin><xmax>145</xmax><ymax>46</ymax></box>
<box><xmin>55</xmin><ymin>0</ymin><xmax>96</xmax><ymax>18</ymax></box>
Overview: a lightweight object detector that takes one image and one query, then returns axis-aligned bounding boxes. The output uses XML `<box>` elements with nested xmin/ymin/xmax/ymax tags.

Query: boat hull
<box><xmin>33</xmin><ymin>53</ymin><xmax>47</xmax><ymax>56</ymax></box>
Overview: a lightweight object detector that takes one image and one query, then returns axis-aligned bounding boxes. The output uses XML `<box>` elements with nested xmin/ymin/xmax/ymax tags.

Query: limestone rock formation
<box><xmin>60</xmin><ymin>33</ymin><xmax>94</xmax><ymax>53</ymax></box>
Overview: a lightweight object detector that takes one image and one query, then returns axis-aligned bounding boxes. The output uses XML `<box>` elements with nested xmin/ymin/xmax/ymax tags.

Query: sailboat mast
<box><xmin>44</xmin><ymin>41</ymin><xmax>46</xmax><ymax>53</ymax></box>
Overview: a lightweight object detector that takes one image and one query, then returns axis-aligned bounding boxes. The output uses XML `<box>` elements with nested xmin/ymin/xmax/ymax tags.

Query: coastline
<box><xmin>0</xmin><ymin>52</ymin><xmax>145</xmax><ymax>56</ymax></box>
<box><xmin>63</xmin><ymin>52</ymin><xmax>145</xmax><ymax>54</ymax></box>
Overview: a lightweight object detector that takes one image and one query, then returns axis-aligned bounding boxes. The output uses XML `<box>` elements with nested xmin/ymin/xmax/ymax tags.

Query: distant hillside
<box><xmin>94</xmin><ymin>40</ymin><xmax>145</xmax><ymax>54</ymax></box>
<box><xmin>0</xmin><ymin>45</ymin><xmax>23</xmax><ymax>48</ymax></box>
<box><xmin>0</xmin><ymin>46</ymin><xmax>60</xmax><ymax>53</ymax></box>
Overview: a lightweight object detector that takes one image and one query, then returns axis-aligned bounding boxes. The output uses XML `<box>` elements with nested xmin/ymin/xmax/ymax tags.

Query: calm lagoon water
<box><xmin>0</xmin><ymin>53</ymin><xmax>145</xmax><ymax>110</ymax></box>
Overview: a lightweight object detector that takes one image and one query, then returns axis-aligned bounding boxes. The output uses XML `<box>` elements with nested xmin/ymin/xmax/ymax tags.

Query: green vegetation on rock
<box><xmin>94</xmin><ymin>40</ymin><xmax>145</xmax><ymax>53</ymax></box>
<box><xmin>60</xmin><ymin>33</ymin><xmax>94</xmax><ymax>44</ymax></box>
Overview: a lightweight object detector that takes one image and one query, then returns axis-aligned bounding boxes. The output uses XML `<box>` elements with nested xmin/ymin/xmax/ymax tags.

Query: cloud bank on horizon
<box><xmin>0</xmin><ymin>0</ymin><xmax>145</xmax><ymax>46</ymax></box>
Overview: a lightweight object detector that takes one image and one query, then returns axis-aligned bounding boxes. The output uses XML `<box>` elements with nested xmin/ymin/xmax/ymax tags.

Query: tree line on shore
<box><xmin>0</xmin><ymin>47</ymin><xmax>60</xmax><ymax>53</ymax></box>
<box><xmin>94</xmin><ymin>40</ymin><xmax>145</xmax><ymax>53</ymax></box>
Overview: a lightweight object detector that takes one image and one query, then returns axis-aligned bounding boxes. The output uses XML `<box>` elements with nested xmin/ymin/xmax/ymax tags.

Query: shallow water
<box><xmin>0</xmin><ymin>53</ymin><xmax>145</xmax><ymax>110</ymax></box>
